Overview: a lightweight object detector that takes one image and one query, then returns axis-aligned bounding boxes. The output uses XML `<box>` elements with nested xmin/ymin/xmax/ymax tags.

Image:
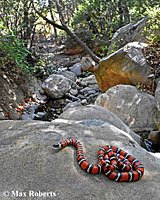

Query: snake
<box><xmin>53</xmin><ymin>139</ymin><xmax>144</xmax><ymax>182</ymax></box>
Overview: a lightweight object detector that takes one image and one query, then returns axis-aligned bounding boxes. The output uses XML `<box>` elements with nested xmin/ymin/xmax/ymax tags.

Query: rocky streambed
<box><xmin>20</xmin><ymin>38</ymin><xmax>101</xmax><ymax>122</ymax></box>
<box><xmin>21</xmin><ymin>73</ymin><xmax>101</xmax><ymax>121</ymax></box>
<box><xmin>19</xmin><ymin>72</ymin><xmax>160</xmax><ymax>153</ymax></box>
<box><xmin>0</xmin><ymin>37</ymin><xmax>160</xmax><ymax>154</ymax></box>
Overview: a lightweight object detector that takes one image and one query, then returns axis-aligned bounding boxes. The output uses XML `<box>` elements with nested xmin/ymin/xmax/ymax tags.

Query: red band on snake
<box><xmin>53</xmin><ymin>139</ymin><xmax>144</xmax><ymax>182</ymax></box>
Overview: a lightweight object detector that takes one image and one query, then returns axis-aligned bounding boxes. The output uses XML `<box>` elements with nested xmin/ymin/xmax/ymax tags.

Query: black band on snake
<box><xmin>53</xmin><ymin>139</ymin><xmax>144</xmax><ymax>182</ymax></box>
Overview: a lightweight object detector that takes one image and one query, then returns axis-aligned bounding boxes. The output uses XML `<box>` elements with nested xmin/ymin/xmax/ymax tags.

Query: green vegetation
<box><xmin>72</xmin><ymin>0</ymin><xmax>160</xmax><ymax>42</ymax></box>
<box><xmin>0</xmin><ymin>31</ymin><xmax>31</xmax><ymax>72</ymax></box>
<box><xmin>0</xmin><ymin>0</ymin><xmax>159</xmax><ymax>72</ymax></box>
<box><xmin>144</xmin><ymin>5</ymin><xmax>160</xmax><ymax>42</ymax></box>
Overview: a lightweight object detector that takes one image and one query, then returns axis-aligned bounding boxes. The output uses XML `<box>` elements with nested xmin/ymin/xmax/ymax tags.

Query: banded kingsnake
<box><xmin>53</xmin><ymin>139</ymin><xmax>144</xmax><ymax>182</ymax></box>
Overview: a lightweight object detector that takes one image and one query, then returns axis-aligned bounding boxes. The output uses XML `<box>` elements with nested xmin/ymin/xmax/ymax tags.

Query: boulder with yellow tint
<box><xmin>94</xmin><ymin>42</ymin><xmax>150</xmax><ymax>92</ymax></box>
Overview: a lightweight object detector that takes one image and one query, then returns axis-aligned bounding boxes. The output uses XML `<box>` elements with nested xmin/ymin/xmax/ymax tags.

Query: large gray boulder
<box><xmin>42</xmin><ymin>74</ymin><xmax>73</xmax><ymax>98</ymax></box>
<box><xmin>95</xmin><ymin>85</ymin><xmax>157</xmax><ymax>132</ymax></box>
<box><xmin>108</xmin><ymin>17</ymin><xmax>148</xmax><ymax>55</ymax></box>
<box><xmin>0</xmin><ymin>120</ymin><xmax>160</xmax><ymax>200</ymax></box>
<box><xmin>59</xmin><ymin>105</ymin><xmax>140</xmax><ymax>144</ymax></box>
<box><xmin>94</xmin><ymin>42</ymin><xmax>150</xmax><ymax>92</ymax></box>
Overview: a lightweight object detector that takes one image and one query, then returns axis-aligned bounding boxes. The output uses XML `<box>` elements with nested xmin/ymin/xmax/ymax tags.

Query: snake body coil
<box><xmin>53</xmin><ymin>139</ymin><xmax>144</xmax><ymax>182</ymax></box>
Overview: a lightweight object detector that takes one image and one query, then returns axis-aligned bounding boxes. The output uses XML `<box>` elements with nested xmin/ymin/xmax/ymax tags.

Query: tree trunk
<box><xmin>49</xmin><ymin>8</ymin><xmax>58</xmax><ymax>40</ymax></box>
<box><xmin>118</xmin><ymin>0</ymin><xmax>123</xmax><ymax>26</ymax></box>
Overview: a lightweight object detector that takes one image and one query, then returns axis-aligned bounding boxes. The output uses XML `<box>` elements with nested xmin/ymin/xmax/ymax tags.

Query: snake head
<box><xmin>53</xmin><ymin>143</ymin><xmax>59</xmax><ymax>148</ymax></box>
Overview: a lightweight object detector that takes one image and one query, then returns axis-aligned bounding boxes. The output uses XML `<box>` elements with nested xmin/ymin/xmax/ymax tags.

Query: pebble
<box><xmin>69</xmin><ymin>89</ymin><xmax>78</xmax><ymax>96</ymax></box>
<box><xmin>80</xmin><ymin>75</ymin><xmax>97</xmax><ymax>86</ymax></box>
<box><xmin>66</xmin><ymin>93</ymin><xmax>80</xmax><ymax>100</ymax></box>
<box><xmin>59</xmin><ymin>58</ymin><xmax>71</xmax><ymax>67</ymax></box>
<box><xmin>69</xmin><ymin>63</ymin><xmax>82</xmax><ymax>76</ymax></box>
<box><xmin>50</xmin><ymin>108</ymin><xmax>56</xmax><ymax>112</ymax></box>
<box><xmin>56</xmin><ymin>109</ymin><xmax>62</xmax><ymax>114</ymax></box>
<box><xmin>81</xmin><ymin>99</ymin><xmax>88</xmax><ymax>105</ymax></box>
<box><xmin>81</xmin><ymin>57</ymin><xmax>95</xmax><ymax>72</ymax></box>
<box><xmin>80</xmin><ymin>87</ymin><xmax>96</xmax><ymax>93</ymax></box>
<box><xmin>77</xmin><ymin>94</ymin><xmax>86</xmax><ymax>99</ymax></box>
<box><xmin>84</xmin><ymin>90</ymin><xmax>96</xmax><ymax>96</ymax></box>
<box><xmin>36</xmin><ymin>112</ymin><xmax>46</xmax><ymax>117</ymax></box>
<box><xmin>66</xmin><ymin>99</ymin><xmax>73</xmax><ymax>103</ymax></box>
<box><xmin>0</xmin><ymin>111</ymin><xmax>6</xmax><ymax>120</ymax></box>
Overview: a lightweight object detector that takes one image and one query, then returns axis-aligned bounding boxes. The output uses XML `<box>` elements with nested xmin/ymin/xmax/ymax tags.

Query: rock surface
<box><xmin>57</xmin><ymin>70</ymin><xmax>77</xmax><ymax>82</ymax></box>
<box><xmin>81</xmin><ymin>57</ymin><xmax>95</xmax><ymax>72</ymax></box>
<box><xmin>0</xmin><ymin>120</ymin><xmax>160</xmax><ymax>200</ymax></box>
<box><xmin>59</xmin><ymin>105</ymin><xmax>140</xmax><ymax>144</ymax></box>
<box><xmin>62</xmin><ymin>102</ymin><xmax>83</xmax><ymax>112</ymax></box>
<box><xmin>65</xmin><ymin>30</ymin><xmax>93</xmax><ymax>55</ymax></box>
<box><xmin>69</xmin><ymin>63</ymin><xmax>82</xmax><ymax>76</ymax></box>
<box><xmin>95</xmin><ymin>85</ymin><xmax>157</xmax><ymax>132</ymax></box>
<box><xmin>42</xmin><ymin>74</ymin><xmax>73</xmax><ymax>98</ymax></box>
<box><xmin>148</xmin><ymin>131</ymin><xmax>160</xmax><ymax>145</ymax></box>
<box><xmin>0</xmin><ymin>107</ymin><xmax>6</xmax><ymax>120</ymax></box>
<box><xmin>154</xmin><ymin>80</ymin><xmax>160</xmax><ymax>130</ymax></box>
<box><xmin>0</xmin><ymin>74</ymin><xmax>43</xmax><ymax>120</ymax></box>
<box><xmin>79</xmin><ymin>75</ymin><xmax>98</xmax><ymax>86</ymax></box>
<box><xmin>94</xmin><ymin>42</ymin><xmax>150</xmax><ymax>92</ymax></box>
<box><xmin>108</xmin><ymin>17</ymin><xmax>148</xmax><ymax>54</ymax></box>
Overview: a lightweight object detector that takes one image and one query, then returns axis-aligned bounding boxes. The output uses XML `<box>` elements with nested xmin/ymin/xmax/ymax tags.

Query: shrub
<box><xmin>144</xmin><ymin>6</ymin><xmax>160</xmax><ymax>43</ymax></box>
<box><xmin>0</xmin><ymin>29</ymin><xmax>32</xmax><ymax>73</ymax></box>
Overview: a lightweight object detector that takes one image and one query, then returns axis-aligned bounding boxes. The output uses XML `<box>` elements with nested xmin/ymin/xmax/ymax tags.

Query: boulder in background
<box><xmin>108</xmin><ymin>17</ymin><xmax>148</xmax><ymax>55</ymax></box>
<box><xmin>94</xmin><ymin>42</ymin><xmax>150</xmax><ymax>92</ymax></box>
<box><xmin>42</xmin><ymin>74</ymin><xmax>73</xmax><ymax>98</ymax></box>
<box><xmin>95</xmin><ymin>85</ymin><xmax>157</xmax><ymax>132</ymax></box>
<box><xmin>59</xmin><ymin>104</ymin><xmax>141</xmax><ymax>144</ymax></box>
